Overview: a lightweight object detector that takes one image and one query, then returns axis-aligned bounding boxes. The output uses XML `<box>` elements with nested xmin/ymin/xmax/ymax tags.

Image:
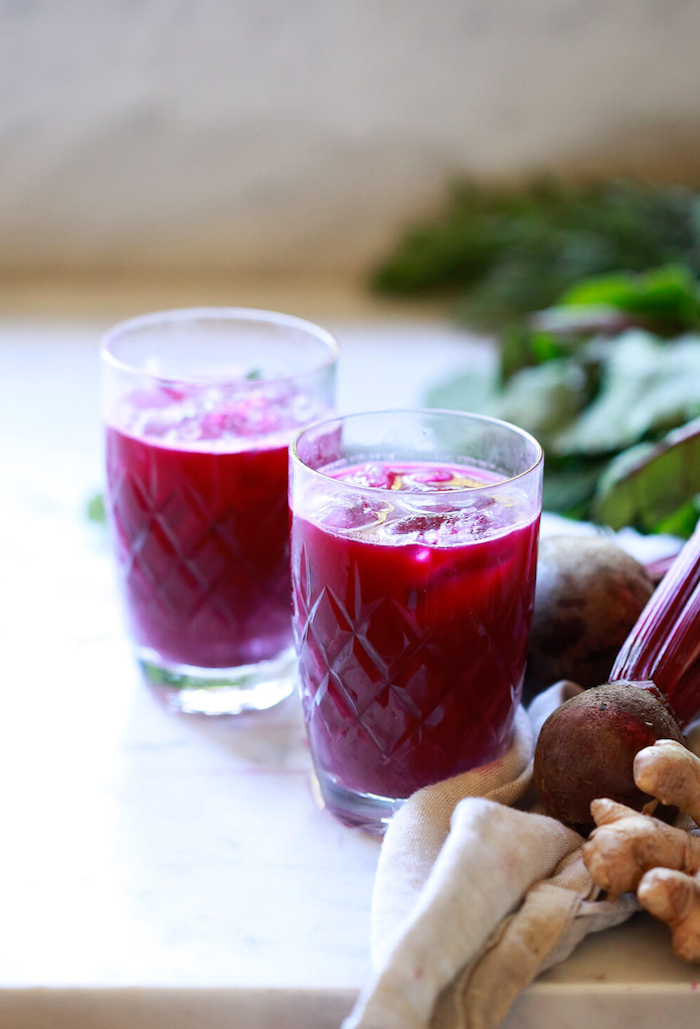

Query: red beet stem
<box><xmin>644</xmin><ymin>551</ymin><xmax>682</xmax><ymax>585</ymax></box>
<box><xmin>610</xmin><ymin>524</ymin><xmax>700</xmax><ymax>728</ymax></box>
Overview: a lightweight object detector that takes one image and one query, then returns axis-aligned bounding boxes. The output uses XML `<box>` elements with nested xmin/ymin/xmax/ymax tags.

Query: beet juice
<box><xmin>106</xmin><ymin>410</ymin><xmax>292</xmax><ymax>671</ymax></box>
<box><xmin>290</xmin><ymin>420</ymin><xmax>543</xmax><ymax>832</ymax></box>
<box><xmin>102</xmin><ymin>308</ymin><xmax>337</xmax><ymax>714</ymax></box>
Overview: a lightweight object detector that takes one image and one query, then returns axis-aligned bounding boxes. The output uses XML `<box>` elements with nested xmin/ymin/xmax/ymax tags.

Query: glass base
<box><xmin>137</xmin><ymin>646</ymin><xmax>297</xmax><ymax>715</ymax></box>
<box><xmin>312</xmin><ymin>766</ymin><xmax>406</xmax><ymax>835</ymax></box>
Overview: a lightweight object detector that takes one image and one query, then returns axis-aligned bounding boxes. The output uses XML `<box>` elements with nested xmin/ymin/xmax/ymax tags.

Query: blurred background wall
<box><xmin>3</xmin><ymin>0</ymin><xmax>700</xmax><ymax>275</ymax></box>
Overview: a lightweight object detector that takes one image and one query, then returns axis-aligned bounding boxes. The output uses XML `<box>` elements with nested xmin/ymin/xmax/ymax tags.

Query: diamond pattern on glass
<box><xmin>295</xmin><ymin>550</ymin><xmax>532</xmax><ymax>775</ymax></box>
<box><xmin>297</xmin><ymin>567</ymin><xmax>450</xmax><ymax>760</ymax></box>
<box><xmin>110</xmin><ymin>466</ymin><xmax>288</xmax><ymax>622</ymax></box>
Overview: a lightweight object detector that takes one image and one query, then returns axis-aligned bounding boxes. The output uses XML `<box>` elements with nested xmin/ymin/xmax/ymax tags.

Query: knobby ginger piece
<box><xmin>634</xmin><ymin>739</ymin><xmax>700</xmax><ymax>826</ymax></box>
<box><xmin>638</xmin><ymin>867</ymin><xmax>700</xmax><ymax>963</ymax></box>
<box><xmin>582</xmin><ymin>800</ymin><xmax>700</xmax><ymax>900</ymax></box>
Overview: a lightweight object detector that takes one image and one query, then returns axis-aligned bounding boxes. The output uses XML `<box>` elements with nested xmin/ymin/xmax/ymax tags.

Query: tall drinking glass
<box><xmin>290</xmin><ymin>410</ymin><xmax>543</xmax><ymax>832</ymax></box>
<box><xmin>102</xmin><ymin>308</ymin><xmax>337</xmax><ymax>715</ymax></box>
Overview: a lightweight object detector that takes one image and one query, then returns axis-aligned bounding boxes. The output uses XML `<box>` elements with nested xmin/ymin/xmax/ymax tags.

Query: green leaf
<box><xmin>559</xmin><ymin>266</ymin><xmax>700</xmax><ymax>332</ymax></box>
<box><xmin>425</xmin><ymin>358</ymin><xmax>589</xmax><ymax>450</ymax></box>
<box><xmin>499</xmin><ymin>324</ymin><xmax>534</xmax><ymax>382</ymax></box>
<box><xmin>498</xmin><ymin>323</ymin><xmax>569</xmax><ymax>382</ymax></box>
<box><xmin>87</xmin><ymin>491</ymin><xmax>106</xmax><ymax>524</ymax></box>
<box><xmin>554</xmin><ymin>331</ymin><xmax>700</xmax><ymax>456</ymax></box>
<box><xmin>653</xmin><ymin>500</ymin><xmax>700</xmax><ymax>539</ymax></box>
<box><xmin>483</xmin><ymin>359</ymin><xmax>589</xmax><ymax>447</ymax></box>
<box><xmin>425</xmin><ymin>366</ymin><xmax>497</xmax><ymax>413</ymax></box>
<box><xmin>541</xmin><ymin>460</ymin><xmax>607</xmax><ymax>517</ymax></box>
<box><xmin>592</xmin><ymin>416</ymin><xmax>700</xmax><ymax>531</ymax></box>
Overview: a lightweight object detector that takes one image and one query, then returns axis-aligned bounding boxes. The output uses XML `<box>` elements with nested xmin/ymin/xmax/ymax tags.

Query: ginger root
<box><xmin>582</xmin><ymin>800</ymin><xmax>700</xmax><ymax>901</ymax></box>
<box><xmin>634</xmin><ymin>739</ymin><xmax>700</xmax><ymax>825</ymax></box>
<box><xmin>582</xmin><ymin>738</ymin><xmax>700</xmax><ymax>961</ymax></box>
<box><xmin>638</xmin><ymin>867</ymin><xmax>700</xmax><ymax>963</ymax></box>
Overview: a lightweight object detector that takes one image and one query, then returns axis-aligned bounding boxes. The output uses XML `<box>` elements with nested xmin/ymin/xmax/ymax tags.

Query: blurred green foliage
<box><xmin>373</xmin><ymin>178</ymin><xmax>700</xmax><ymax>535</ymax></box>
<box><xmin>426</xmin><ymin>274</ymin><xmax>700</xmax><ymax>534</ymax></box>
<box><xmin>373</xmin><ymin>180</ymin><xmax>700</xmax><ymax>330</ymax></box>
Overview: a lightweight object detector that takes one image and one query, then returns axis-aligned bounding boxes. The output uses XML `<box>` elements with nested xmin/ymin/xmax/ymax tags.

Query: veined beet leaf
<box><xmin>554</xmin><ymin>332</ymin><xmax>700</xmax><ymax>457</ymax></box>
<box><xmin>593</xmin><ymin>417</ymin><xmax>700</xmax><ymax>532</ymax></box>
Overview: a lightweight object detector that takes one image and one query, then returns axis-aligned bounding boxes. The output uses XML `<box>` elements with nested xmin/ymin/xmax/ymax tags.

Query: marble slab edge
<box><xmin>0</xmin><ymin>987</ymin><xmax>358</xmax><ymax>1029</ymax></box>
<box><xmin>2</xmin><ymin>980</ymin><xmax>700</xmax><ymax>1029</ymax></box>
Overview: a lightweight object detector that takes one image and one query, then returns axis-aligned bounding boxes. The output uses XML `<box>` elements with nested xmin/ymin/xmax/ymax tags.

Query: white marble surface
<box><xmin>3</xmin><ymin>298</ymin><xmax>700</xmax><ymax>1028</ymax></box>
<box><xmin>3</xmin><ymin>0</ymin><xmax>700</xmax><ymax>274</ymax></box>
<box><xmin>0</xmin><ymin>308</ymin><xmax>481</xmax><ymax>1025</ymax></box>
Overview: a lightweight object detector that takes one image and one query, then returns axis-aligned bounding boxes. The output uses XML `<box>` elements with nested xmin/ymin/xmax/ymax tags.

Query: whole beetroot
<box><xmin>533</xmin><ymin>682</ymin><xmax>686</xmax><ymax>830</ymax></box>
<box><xmin>524</xmin><ymin>536</ymin><xmax>654</xmax><ymax>701</ymax></box>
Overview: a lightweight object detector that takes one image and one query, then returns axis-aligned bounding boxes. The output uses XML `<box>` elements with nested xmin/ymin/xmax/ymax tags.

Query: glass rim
<box><xmin>100</xmin><ymin>306</ymin><xmax>339</xmax><ymax>386</ymax></box>
<box><xmin>290</xmin><ymin>407</ymin><xmax>544</xmax><ymax>495</ymax></box>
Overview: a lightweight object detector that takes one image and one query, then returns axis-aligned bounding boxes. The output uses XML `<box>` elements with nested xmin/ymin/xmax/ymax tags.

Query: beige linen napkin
<box><xmin>343</xmin><ymin>683</ymin><xmax>639</xmax><ymax>1029</ymax></box>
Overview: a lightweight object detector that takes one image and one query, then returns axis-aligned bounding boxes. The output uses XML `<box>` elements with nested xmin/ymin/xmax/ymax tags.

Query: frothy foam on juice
<box><xmin>112</xmin><ymin>381</ymin><xmax>328</xmax><ymax>452</ymax></box>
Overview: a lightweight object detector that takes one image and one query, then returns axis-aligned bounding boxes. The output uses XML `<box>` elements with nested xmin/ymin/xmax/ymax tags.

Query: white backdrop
<box><xmin>3</xmin><ymin>0</ymin><xmax>700</xmax><ymax>273</ymax></box>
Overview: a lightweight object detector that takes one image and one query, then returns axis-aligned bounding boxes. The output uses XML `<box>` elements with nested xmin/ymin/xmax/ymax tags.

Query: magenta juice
<box><xmin>106</xmin><ymin>382</ymin><xmax>322</xmax><ymax>670</ymax></box>
<box><xmin>291</xmin><ymin>462</ymin><xmax>539</xmax><ymax>800</ymax></box>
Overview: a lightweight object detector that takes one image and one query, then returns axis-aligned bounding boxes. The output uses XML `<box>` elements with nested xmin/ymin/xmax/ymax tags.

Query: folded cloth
<box><xmin>343</xmin><ymin>682</ymin><xmax>639</xmax><ymax>1029</ymax></box>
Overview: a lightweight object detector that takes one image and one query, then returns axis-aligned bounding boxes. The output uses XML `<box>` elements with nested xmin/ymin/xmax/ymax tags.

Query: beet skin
<box><xmin>524</xmin><ymin>536</ymin><xmax>653</xmax><ymax>701</ymax></box>
<box><xmin>533</xmin><ymin>682</ymin><xmax>686</xmax><ymax>829</ymax></box>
